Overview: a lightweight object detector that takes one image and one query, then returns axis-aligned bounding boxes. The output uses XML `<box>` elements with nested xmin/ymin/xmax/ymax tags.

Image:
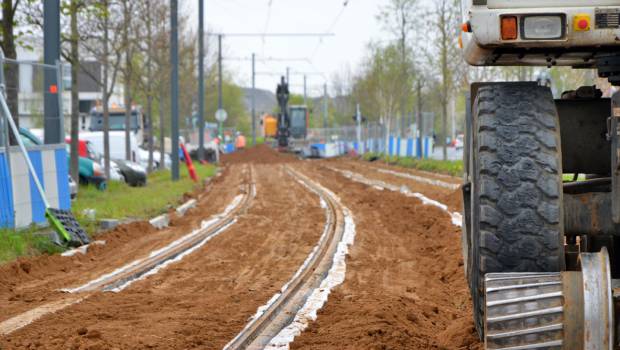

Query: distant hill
<box><xmin>241</xmin><ymin>87</ymin><xmax>277</xmax><ymax>115</ymax></box>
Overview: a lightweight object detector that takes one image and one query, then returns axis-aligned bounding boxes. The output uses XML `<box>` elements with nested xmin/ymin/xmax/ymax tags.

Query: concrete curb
<box><xmin>149</xmin><ymin>214</ymin><xmax>170</xmax><ymax>230</ymax></box>
<box><xmin>175</xmin><ymin>199</ymin><xmax>197</xmax><ymax>216</ymax></box>
<box><xmin>61</xmin><ymin>240</ymin><xmax>106</xmax><ymax>257</ymax></box>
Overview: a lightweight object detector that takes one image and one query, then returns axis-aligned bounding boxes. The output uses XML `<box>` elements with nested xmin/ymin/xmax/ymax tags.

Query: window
<box><xmin>63</xmin><ymin>65</ymin><xmax>71</xmax><ymax>91</ymax></box>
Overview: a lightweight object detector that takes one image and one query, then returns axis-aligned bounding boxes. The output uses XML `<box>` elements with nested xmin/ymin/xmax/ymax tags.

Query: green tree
<box><xmin>1</xmin><ymin>0</ymin><xmax>25</xmax><ymax>144</ymax></box>
<box><xmin>377</xmin><ymin>0</ymin><xmax>418</xmax><ymax>136</ymax></box>
<box><xmin>352</xmin><ymin>43</ymin><xmax>409</xmax><ymax>153</ymax></box>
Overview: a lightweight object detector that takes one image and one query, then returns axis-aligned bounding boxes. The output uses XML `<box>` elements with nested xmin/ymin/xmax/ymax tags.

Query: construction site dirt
<box><xmin>0</xmin><ymin>146</ymin><xmax>481</xmax><ymax>350</ymax></box>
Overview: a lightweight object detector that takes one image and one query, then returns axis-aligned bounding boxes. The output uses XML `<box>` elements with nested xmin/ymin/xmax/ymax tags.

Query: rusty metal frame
<box><xmin>558</xmin><ymin>99</ymin><xmax>611</xmax><ymax>175</ymax></box>
<box><xmin>612</xmin><ymin>105</ymin><xmax>620</xmax><ymax>224</ymax></box>
<box><xmin>564</xmin><ymin>192</ymin><xmax>619</xmax><ymax>236</ymax></box>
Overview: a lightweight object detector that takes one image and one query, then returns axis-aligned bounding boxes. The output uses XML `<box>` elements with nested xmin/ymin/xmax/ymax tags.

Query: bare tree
<box><xmin>353</xmin><ymin>43</ymin><xmax>408</xmax><ymax>157</ymax></box>
<box><xmin>67</xmin><ymin>0</ymin><xmax>82</xmax><ymax>181</ymax></box>
<box><xmin>1</xmin><ymin>0</ymin><xmax>21</xmax><ymax>144</ymax></box>
<box><xmin>431</xmin><ymin>0</ymin><xmax>461</xmax><ymax>160</ymax></box>
<box><xmin>377</xmin><ymin>0</ymin><xmax>418</xmax><ymax>137</ymax></box>
<box><xmin>23</xmin><ymin>0</ymin><xmax>88</xmax><ymax>180</ymax></box>
<box><xmin>148</xmin><ymin>0</ymin><xmax>169</xmax><ymax>169</ymax></box>
<box><xmin>120</xmin><ymin>0</ymin><xmax>134</xmax><ymax>161</ymax></box>
<box><xmin>331</xmin><ymin>65</ymin><xmax>354</xmax><ymax>125</ymax></box>
<box><xmin>80</xmin><ymin>0</ymin><xmax>123</xmax><ymax>178</ymax></box>
<box><xmin>130</xmin><ymin>0</ymin><xmax>166</xmax><ymax>171</ymax></box>
<box><xmin>144</xmin><ymin>0</ymin><xmax>154</xmax><ymax>172</ymax></box>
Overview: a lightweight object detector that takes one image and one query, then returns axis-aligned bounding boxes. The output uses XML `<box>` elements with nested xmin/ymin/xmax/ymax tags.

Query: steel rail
<box><xmin>224</xmin><ymin>166</ymin><xmax>345</xmax><ymax>350</ymax></box>
<box><xmin>71</xmin><ymin>166</ymin><xmax>256</xmax><ymax>293</ymax></box>
<box><xmin>0</xmin><ymin>166</ymin><xmax>256</xmax><ymax>336</ymax></box>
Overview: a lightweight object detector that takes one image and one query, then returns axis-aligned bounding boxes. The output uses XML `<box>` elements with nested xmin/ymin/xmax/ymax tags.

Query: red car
<box><xmin>65</xmin><ymin>138</ymin><xmax>100</xmax><ymax>160</ymax></box>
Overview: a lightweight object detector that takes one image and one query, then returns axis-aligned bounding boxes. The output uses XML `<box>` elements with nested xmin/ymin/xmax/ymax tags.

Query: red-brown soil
<box><xmin>290</xmin><ymin>162</ymin><xmax>480</xmax><ymax>350</ymax></box>
<box><xmin>0</xmin><ymin>164</ymin><xmax>325</xmax><ymax>349</ymax></box>
<box><xmin>0</xmin><ymin>166</ymin><xmax>245</xmax><ymax>324</ymax></box>
<box><xmin>324</xmin><ymin>158</ymin><xmax>463</xmax><ymax>213</ymax></box>
<box><xmin>222</xmin><ymin>144</ymin><xmax>299</xmax><ymax>165</ymax></box>
<box><xmin>0</xmin><ymin>147</ymin><xmax>481</xmax><ymax>350</ymax></box>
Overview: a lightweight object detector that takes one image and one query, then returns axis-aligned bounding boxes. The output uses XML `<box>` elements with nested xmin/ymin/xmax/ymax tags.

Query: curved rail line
<box><xmin>68</xmin><ymin>165</ymin><xmax>256</xmax><ymax>293</ymax></box>
<box><xmin>0</xmin><ymin>165</ymin><xmax>256</xmax><ymax>336</ymax></box>
<box><xmin>224</xmin><ymin>166</ymin><xmax>347</xmax><ymax>350</ymax></box>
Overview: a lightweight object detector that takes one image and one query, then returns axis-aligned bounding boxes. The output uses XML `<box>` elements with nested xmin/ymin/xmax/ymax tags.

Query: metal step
<box><xmin>485</xmin><ymin>273</ymin><xmax>564</xmax><ymax>350</ymax></box>
<box><xmin>484</xmin><ymin>248</ymin><xmax>613</xmax><ymax>350</ymax></box>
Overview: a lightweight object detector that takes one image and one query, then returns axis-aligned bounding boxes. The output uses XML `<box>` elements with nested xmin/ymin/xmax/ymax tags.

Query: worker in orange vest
<box><xmin>235</xmin><ymin>132</ymin><xmax>246</xmax><ymax>150</ymax></box>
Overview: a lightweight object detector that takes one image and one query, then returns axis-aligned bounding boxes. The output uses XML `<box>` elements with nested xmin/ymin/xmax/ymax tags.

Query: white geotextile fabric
<box><xmin>64</xmin><ymin>191</ymin><xmax>249</xmax><ymax>294</ymax></box>
<box><xmin>376</xmin><ymin>168</ymin><xmax>461</xmax><ymax>190</ymax></box>
<box><xmin>223</xmin><ymin>174</ymin><xmax>356</xmax><ymax>350</ymax></box>
<box><xmin>330</xmin><ymin>167</ymin><xmax>462</xmax><ymax>228</ymax></box>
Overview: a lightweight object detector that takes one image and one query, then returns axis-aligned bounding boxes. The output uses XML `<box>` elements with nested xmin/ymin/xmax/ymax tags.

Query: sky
<box><xmin>185</xmin><ymin>0</ymin><xmax>392</xmax><ymax>97</ymax></box>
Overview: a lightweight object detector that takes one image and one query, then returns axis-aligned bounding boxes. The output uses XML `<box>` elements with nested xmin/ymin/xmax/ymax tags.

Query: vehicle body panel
<box><xmin>68</xmin><ymin>176</ymin><xmax>78</xmax><ymax>200</ymax></box>
<box><xmin>487</xmin><ymin>0</ymin><xmax>620</xmax><ymax>9</ymax></box>
<box><xmin>18</xmin><ymin>128</ymin><xmax>107</xmax><ymax>190</ymax></box>
<box><xmin>79</xmin><ymin>131</ymin><xmax>142</xmax><ymax>164</ymax></box>
<box><xmin>88</xmin><ymin>106</ymin><xmax>145</xmax><ymax>144</ymax></box>
<box><xmin>111</xmin><ymin>159</ymin><xmax>147</xmax><ymax>187</ymax></box>
<box><xmin>263</xmin><ymin>115</ymin><xmax>278</xmax><ymax>138</ymax></box>
<box><xmin>461</xmin><ymin>1</ymin><xmax>620</xmax><ymax>66</ymax></box>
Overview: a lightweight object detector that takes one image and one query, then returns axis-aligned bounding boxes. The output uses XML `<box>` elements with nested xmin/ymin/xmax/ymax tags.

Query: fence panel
<box><xmin>0</xmin><ymin>59</ymin><xmax>70</xmax><ymax>229</ymax></box>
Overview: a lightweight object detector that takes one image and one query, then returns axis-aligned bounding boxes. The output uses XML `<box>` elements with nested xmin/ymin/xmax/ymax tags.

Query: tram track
<box><xmin>225</xmin><ymin>165</ymin><xmax>353</xmax><ymax>350</ymax></box>
<box><xmin>0</xmin><ymin>166</ymin><xmax>256</xmax><ymax>336</ymax></box>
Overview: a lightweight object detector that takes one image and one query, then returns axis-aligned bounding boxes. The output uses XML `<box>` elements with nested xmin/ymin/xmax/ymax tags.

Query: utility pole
<box><xmin>356</xmin><ymin>103</ymin><xmax>362</xmax><ymax>155</ymax></box>
<box><xmin>251</xmin><ymin>53</ymin><xmax>256</xmax><ymax>146</ymax></box>
<box><xmin>197</xmin><ymin>0</ymin><xmax>205</xmax><ymax>161</ymax></box>
<box><xmin>44</xmin><ymin>0</ymin><xmax>62</xmax><ymax>144</ymax></box>
<box><xmin>303</xmin><ymin>75</ymin><xmax>307</xmax><ymax>106</ymax></box>
<box><xmin>286</xmin><ymin>67</ymin><xmax>290</xmax><ymax>84</ymax></box>
<box><xmin>217</xmin><ymin>34</ymin><xmax>223</xmax><ymax>138</ymax></box>
<box><xmin>323</xmin><ymin>83</ymin><xmax>328</xmax><ymax>129</ymax></box>
<box><xmin>416</xmin><ymin>80</ymin><xmax>423</xmax><ymax>159</ymax></box>
<box><xmin>170</xmin><ymin>0</ymin><xmax>179</xmax><ymax>180</ymax></box>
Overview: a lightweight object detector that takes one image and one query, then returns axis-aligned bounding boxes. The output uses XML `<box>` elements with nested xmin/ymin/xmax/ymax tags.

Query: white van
<box><xmin>79</xmin><ymin>131</ymin><xmax>142</xmax><ymax>164</ymax></box>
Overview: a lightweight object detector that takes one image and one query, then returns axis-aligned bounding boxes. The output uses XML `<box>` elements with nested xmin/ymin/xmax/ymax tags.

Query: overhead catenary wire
<box><xmin>310</xmin><ymin>0</ymin><xmax>350</xmax><ymax>60</ymax></box>
<box><xmin>262</xmin><ymin>0</ymin><xmax>274</xmax><ymax>56</ymax></box>
<box><xmin>224</xmin><ymin>57</ymin><xmax>311</xmax><ymax>63</ymax></box>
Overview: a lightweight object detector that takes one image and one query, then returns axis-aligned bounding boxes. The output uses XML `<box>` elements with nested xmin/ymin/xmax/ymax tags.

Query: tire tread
<box><xmin>468</xmin><ymin>84</ymin><xmax>564</xmax><ymax>337</ymax></box>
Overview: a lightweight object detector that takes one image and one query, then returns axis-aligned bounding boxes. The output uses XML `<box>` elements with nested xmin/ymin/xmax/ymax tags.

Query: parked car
<box><xmin>454</xmin><ymin>134</ymin><xmax>464</xmax><ymax>150</ymax></box>
<box><xmin>111</xmin><ymin>159</ymin><xmax>147</xmax><ymax>187</ymax></box>
<box><xmin>79</xmin><ymin>131</ymin><xmax>143</xmax><ymax>164</ymax></box>
<box><xmin>69</xmin><ymin>176</ymin><xmax>78</xmax><ymax>200</ymax></box>
<box><xmin>67</xmin><ymin>145</ymin><xmax>107</xmax><ymax>190</ymax></box>
<box><xmin>19</xmin><ymin>128</ymin><xmax>107</xmax><ymax>190</ymax></box>
<box><xmin>65</xmin><ymin>137</ymin><xmax>100</xmax><ymax>161</ymax></box>
<box><xmin>66</xmin><ymin>137</ymin><xmax>143</xmax><ymax>186</ymax></box>
<box><xmin>138</xmin><ymin>148</ymin><xmax>171</xmax><ymax>170</ymax></box>
<box><xmin>108</xmin><ymin>161</ymin><xmax>125</xmax><ymax>182</ymax></box>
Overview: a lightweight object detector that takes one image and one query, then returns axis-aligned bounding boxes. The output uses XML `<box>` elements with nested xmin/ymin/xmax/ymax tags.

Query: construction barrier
<box><xmin>305</xmin><ymin>136</ymin><xmax>433</xmax><ymax>159</ymax></box>
<box><xmin>0</xmin><ymin>144</ymin><xmax>71</xmax><ymax>228</ymax></box>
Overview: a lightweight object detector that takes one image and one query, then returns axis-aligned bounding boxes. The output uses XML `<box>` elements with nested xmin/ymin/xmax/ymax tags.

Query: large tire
<box><xmin>466</xmin><ymin>84</ymin><xmax>565</xmax><ymax>337</ymax></box>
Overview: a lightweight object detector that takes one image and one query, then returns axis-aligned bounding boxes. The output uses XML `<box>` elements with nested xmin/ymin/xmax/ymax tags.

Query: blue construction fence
<box><xmin>307</xmin><ymin>136</ymin><xmax>434</xmax><ymax>159</ymax></box>
<box><xmin>222</xmin><ymin>143</ymin><xmax>236</xmax><ymax>154</ymax></box>
<box><xmin>0</xmin><ymin>145</ymin><xmax>71</xmax><ymax>229</ymax></box>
